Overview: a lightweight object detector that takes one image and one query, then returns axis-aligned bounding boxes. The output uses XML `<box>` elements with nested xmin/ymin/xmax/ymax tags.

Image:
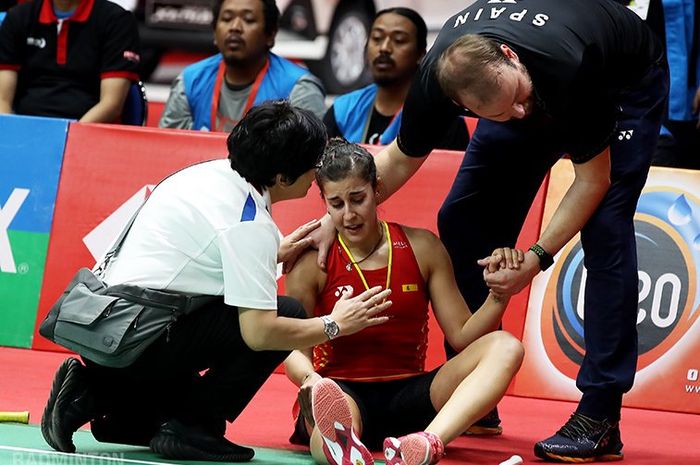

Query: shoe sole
<box><xmin>539</xmin><ymin>451</ymin><xmax>624</xmax><ymax>463</ymax></box>
<box><xmin>150</xmin><ymin>433</ymin><xmax>254</xmax><ymax>462</ymax></box>
<box><xmin>41</xmin><ymin>358</ymin><xmax>79</xmax><ymax>452</ymax></box>
<box><xmin>311</xmin><ymin>379</ymin><xmax>373</xmax><ymax>465</ymax></box>
<box><xmin>383</xmin><ymin>434</ymin><xmax>432</xmax><ymax>465</ymax></box>
<box><xmin>465</xmin><ymin>425</ymin><xmax>503</xmax><ymax>436</ymax></box>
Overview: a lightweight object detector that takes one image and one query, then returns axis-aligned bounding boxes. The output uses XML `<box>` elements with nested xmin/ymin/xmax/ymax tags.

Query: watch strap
<box><xmin>529</xmin><ymin>243</ymin><xmax>554</xmax><ymax>271</ymax></box>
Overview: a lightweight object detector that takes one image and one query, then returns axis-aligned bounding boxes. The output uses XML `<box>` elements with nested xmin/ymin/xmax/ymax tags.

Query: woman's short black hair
<box><xmin>315</xmin><ymin>138</ymin><xmax>377</xmax><ymax>194</ymax></box>
<box><xmin>211</xmin><ymin>0</ymin><xmax>280</xmax><ymax>34</ymax></box>
<box><xmin>375</xmin><ymin>7</ymin><xmax>427</xmax><ymax>53</ymax></box>
<box><xmin>227</xmin><ymin>101</ymin><xmax>326</xmax><ymax>188</ymax></box>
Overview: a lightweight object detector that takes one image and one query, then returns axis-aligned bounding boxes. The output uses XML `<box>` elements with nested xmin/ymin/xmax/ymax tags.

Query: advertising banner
<box><xmin>0</xmin><ymin>115</ymin><xmax>68</xmax><ymax>348</ymax></box>
<box><xmin>513</xmin><ymin>161</ymin><xmax>700</xmax><ymax>414</ymax></box>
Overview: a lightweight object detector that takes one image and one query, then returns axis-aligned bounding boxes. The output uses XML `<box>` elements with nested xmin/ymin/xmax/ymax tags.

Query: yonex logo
<box><xmin>26</xmin><ymin>37</ymin><xmax>46</xmax><ymax>48</ymax></box>
<box><xmin>0</xmin><ymin>188</ymin><xmax>30</xmax><ymax>273</ymax></box>
<box><xmin>334</xmin><ymin>285</ymin><xmax>353</xmax><ymax>298</ymax></box>
<box><xmin>618</xmin><ymin>130</ymin><xmax>634</xmax><ymax>141</ymax></box>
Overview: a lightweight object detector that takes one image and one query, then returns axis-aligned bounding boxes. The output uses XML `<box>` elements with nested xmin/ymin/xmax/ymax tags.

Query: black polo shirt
<box><xmin>0</xmin><ymin>0</ymin><xmax>140</xmax><ymax>119</ymax></box>
<box><xmin>398</xmin><ymin>0</ymin><xmax>664</xmax><ymax>163</ymax></box>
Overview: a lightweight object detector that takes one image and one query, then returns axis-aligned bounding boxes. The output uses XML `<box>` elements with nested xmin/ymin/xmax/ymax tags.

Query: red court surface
<box><xmin>0</xmin><ymin>347</ymin><xmax>697</xmax><ymax>465</ymax></box>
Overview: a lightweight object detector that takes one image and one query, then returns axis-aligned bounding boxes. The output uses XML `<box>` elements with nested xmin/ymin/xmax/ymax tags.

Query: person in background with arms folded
<box><xmin>324</xmin><ymin>8</ymin><xmax>468</xmax><ymax>150</ymax></box>
<box><xmin>40</xmin><ymin>102</ymin><xmax>392</xmax><ymax>463</ymax></box>
<box><xmin>0</xmin><ymin>0</ymin><xmax>140</xmax><ymax>122</ymax></box>
<box><xmin>285</xmin><ymin>139</ymin><xmax>523</xmax><ymax>465</ymax></box>
<box><xmin>159</xmin><ymin>0</ymin><xmax>325</xmax><ymax>132</ymax></box>
<box><xmin>302</xmin><ymin>0</ymin><xmax>669</xmax><ymax>462</ymax></box>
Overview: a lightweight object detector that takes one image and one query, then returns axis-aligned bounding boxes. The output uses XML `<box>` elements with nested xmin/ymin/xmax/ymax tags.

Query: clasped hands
<box><xmin>477</xmin><ymin>247</ymin><xmax>540</xmax><ymax>298</ymax></box>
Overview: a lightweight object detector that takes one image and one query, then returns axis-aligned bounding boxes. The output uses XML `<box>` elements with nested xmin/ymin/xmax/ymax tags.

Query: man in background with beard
<box><xmin>159</xmin><ymin>0</ymin><xmax>325</xmax><ymax>132</ymax></box>
<box><xmin>323</xmin><ymin>8</ymin><xmax>469</xmax><ymax>149</ymax></box>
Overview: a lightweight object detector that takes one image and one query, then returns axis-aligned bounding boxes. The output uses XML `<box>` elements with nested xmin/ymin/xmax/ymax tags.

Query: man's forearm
<box><xmin>537</xmin><ymin>150</ymin><xmax>611</xmax><ymax>255</ymax></box>
<box><xmin>374</xmin><ymin>140</ymin><xmax>427</xmax><ymax>204</ymax></box>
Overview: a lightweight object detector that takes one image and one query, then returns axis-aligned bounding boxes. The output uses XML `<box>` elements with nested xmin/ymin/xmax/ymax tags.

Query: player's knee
<box><xmin>487</xmin><ymin>331</ymin><xmax>524</xmax><ymax>371</ymax></box>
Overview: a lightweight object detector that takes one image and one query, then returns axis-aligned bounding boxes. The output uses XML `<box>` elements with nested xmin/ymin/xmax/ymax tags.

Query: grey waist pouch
<box><xmin>39</xmin><ymin>268</ymin><xmax>217</xmax><ymax>368</ymax></box>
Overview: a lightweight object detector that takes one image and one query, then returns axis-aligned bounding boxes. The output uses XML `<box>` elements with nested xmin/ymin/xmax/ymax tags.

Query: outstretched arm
<box><xmin>409</xmin><ymin>228</ymin><xmax>510</xmax><ymax>352</ymax></box>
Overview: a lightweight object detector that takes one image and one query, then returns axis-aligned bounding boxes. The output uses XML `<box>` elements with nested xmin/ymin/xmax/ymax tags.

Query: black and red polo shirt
<box><xmin>0</xmin><ymin>0</ymin><xmax>140</xmax><ymax>119</ymax></box>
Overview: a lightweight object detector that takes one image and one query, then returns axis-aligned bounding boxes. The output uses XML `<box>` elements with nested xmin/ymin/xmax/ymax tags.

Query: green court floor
<box><xmin>0</xmin><ymin>424</ymin><xmax>320</xmax><ymax>465</ymax></box>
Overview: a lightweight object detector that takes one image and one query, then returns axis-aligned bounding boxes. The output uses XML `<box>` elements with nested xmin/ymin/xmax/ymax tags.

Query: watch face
<box><xmin>324</xmin><ymin>317</ymin><xmax>339</xmax><ymax>339</ymax></box>
<box><xmin>328</xmin><ymin>321</ymin><xmax>339</xmax><ymax>338</ymax></box>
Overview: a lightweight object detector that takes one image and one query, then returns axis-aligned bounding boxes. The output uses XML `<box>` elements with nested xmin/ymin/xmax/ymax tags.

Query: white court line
<box><xmin>0</xmin><ymin>445</ymin><xmax>176</xmax><ymax>465</ymax></box>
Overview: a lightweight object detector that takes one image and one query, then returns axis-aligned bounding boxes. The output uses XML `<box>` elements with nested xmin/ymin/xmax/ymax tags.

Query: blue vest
<box><xmin>333</xmin><ymin>84</ymin><xmax>402</xmax><ymax>144</ymax></box>
<box><xmin>183</xmin><ymin>53</ymin><xmax>308</xmax><ymax>130</ymax></box>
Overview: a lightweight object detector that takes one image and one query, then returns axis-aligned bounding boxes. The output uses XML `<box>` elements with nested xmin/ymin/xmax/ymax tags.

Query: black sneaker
<box><xmin>150</xmin><ymin>420</ymin><xmax>255</xmax><ymax>462</ymax></box>
<box><xmin>41</xmin><ymin>358</ymin><xmax>96</xmax><ymax>453</ymax></box>
<box><xmin>465</xmin><ymin>407</ymin><xmax>503</xmax><ymax>435</ymax></box>
<box><xmin>534</xmin><ymin>412</ymin><xmax>624</xmax><ymax>462</ymax></box>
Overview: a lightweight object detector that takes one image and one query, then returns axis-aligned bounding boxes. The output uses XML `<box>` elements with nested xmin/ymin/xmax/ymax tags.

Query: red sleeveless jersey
<box><xmin>313</xmin><ymin>222</ymin><xmax>430</xmax><ymax>381</ymax></box>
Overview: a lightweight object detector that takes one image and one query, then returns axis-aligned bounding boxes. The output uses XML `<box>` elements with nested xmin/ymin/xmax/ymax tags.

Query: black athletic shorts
<box><xmin>290</xmin><ymin>369</ymin><xmax>439</xmax><ymax>450</ymax></box>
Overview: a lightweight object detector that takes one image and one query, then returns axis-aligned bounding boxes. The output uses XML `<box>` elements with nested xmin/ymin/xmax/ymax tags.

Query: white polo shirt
<box><xmin>104</xmin><ymin>159</ymin><xmax>279</xmax><ymax>310</ymax></box>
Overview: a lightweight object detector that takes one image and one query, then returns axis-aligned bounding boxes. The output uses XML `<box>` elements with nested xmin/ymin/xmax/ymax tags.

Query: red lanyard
<box><xmin>210</xmin><ymin>58</ymin><xmax>270</xmax><ymax>132</ymax></box>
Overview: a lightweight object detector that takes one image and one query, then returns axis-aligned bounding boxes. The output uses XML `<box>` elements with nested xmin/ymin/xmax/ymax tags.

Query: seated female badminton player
<box><xmin>283</xmin><ymin>138</ymin><xmax>525</xmax><ymax>465</ymax></box>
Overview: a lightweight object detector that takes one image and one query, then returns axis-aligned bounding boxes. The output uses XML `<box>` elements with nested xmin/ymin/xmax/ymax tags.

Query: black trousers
<box><xmin>438</xmin><ymin>64</ymin><xmax>669</xmax><ymax>421</ymax></box>
<box><xmin>85</xmin><ymin>296</ymin><xmax>306</xmax><ymax>445</ymax></box>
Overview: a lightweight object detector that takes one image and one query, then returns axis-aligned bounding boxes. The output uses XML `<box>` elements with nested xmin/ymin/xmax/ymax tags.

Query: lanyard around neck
<box><xmin>361</xmin><ymin>97</ymin><xmax>402</xmax><ymax>145</ymax></box>
<box><xmin>211</xmin><ymin>58</ymin><xmax>270</xmax><ymax>132</ymax></box>
<box><xmin>337</xmin><ymin>221</ymin><xmax>392</xmax><ymax>292</ymax></box>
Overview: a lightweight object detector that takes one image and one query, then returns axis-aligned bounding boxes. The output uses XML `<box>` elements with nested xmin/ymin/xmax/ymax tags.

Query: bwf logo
<box><xmin>0</xmin><ymin>188</ymin><xmax>30</xmax><ymax>274</ymax></box>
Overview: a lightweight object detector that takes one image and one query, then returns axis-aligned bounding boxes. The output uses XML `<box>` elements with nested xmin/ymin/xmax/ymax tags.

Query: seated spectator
<box><xmin>324</xmin><ymin>8</ymin><xmax>469</xmax><ymax>149</ymax></box>
<box><xmin>0</xmin><ymin>0</ymin><xmax>141</xmax><ymax>122</ymax></box>
<box><xmin>284</xmin><ymin>139</ymin><xmax>524</xmax><ymax>465</ymax></box>
<box><xmin>159</xmin><ymin>0</ymin><xmax>325</xmax><ymax>132</ymax></box>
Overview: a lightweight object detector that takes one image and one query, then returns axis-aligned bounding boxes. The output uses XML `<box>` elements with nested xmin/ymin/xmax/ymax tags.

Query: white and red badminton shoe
<box><xmin>311</xmin><ymin>378</ymin><xmax>373</xmax><ymax>465</ymax></box>
<box><xmin>383</xmin><ymin>431</ymin><xmax>444</xmax><ymax>465</ymax></box>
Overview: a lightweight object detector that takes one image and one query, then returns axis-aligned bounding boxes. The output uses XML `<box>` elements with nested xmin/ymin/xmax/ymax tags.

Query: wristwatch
<box><xmin>529</xmin><ymin>243</ymin><xmax>554</xmax><ymax>271</ymax></box>
<box><xmin>320</xmin><ymin>315</ymin><xmax>340</xmax><ymax>340</ymax></box>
